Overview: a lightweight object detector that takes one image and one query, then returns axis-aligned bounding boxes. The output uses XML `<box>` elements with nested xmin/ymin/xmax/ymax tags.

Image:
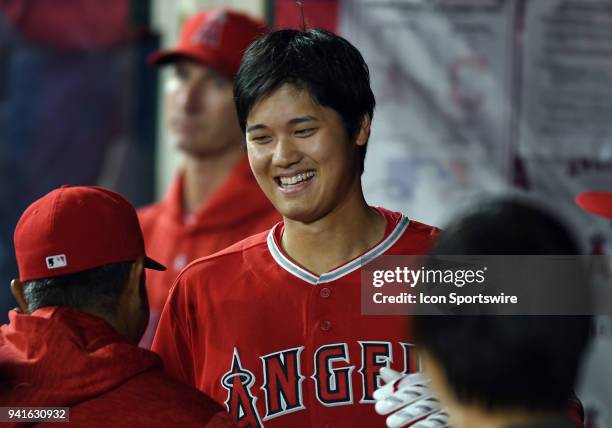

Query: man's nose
<box><xmin>272</xmin><ymin>136</ymin><xmax>302</xmax><ymax>168</ymax></box>
<box><xmin>177</xmin><ymin>83</ymin><xmax>203</xmax><ymax>114</ymax></box>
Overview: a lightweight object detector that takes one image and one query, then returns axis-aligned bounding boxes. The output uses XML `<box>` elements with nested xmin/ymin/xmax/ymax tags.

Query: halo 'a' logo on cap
<box><xmin>46</xmin><ymin>254</ymin><xmax>67</xmax><ymax>269</ymax></box>
<box><xmin>192</xmin><ymin>10</ymin><xmax>227</xmax><ymax>48</ymax></box>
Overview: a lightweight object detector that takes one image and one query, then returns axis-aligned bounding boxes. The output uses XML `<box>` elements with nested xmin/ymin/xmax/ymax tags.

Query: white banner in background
<box><xmin>520</xmin><ymin>0</ymin><xmax>612</xmax><ymax>158</ymax></box>
<box><xmin>518</xmin><ymin>0</ymin><xmax>612</xmax><ymax>243</ymax></box>
<box><xmin>520</xmin><ymin>3</ymin><xmax>612</xmax><ymax>427</ymax></box>
<box><xmin>340</xmin><ymin>1</ymin><xmax>612</xmax><ymax>427</ymax></box>
<box><xmin>341</xmin><ymin>0</ymin><xmax>516</xmax><ymax>226</ymax></box>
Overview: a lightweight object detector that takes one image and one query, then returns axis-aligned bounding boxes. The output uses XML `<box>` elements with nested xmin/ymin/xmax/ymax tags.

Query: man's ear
<box><xmin>118</xmin><ymin>256</ymin><xmax>148</xmax><ymax>344</ymax></box>
<box><xmin>126</xmin><ymin>257</ymin><xmax>145</xmax><ymax>297</ymax></box>
<box><xmin>355</xmin><ymin>114</ymin><xmax>372</xmax><ymax>147</ymax></box>
<box><xmin>10</xmin><ymin>279</ymin><xmax>29</xmax><ymax>314</ymax></box>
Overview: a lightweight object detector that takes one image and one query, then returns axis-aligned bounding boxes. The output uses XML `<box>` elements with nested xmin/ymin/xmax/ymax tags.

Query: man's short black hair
<box><xmin>414</xmin><ymin>198</ymin><xmax>592</xmax><ymax>411</ymax></box>
<box><xmin>22</xmin><ymin>262</ymin><xmax>133</xmax><ymax>314</ymax></box>
<box><xmin>234</xmin><ymin>29</ymin><xmax>376</xmax><ymax>174</ymax></box>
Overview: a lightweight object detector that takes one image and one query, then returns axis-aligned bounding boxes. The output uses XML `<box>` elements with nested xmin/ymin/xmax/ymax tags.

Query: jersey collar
<box><xmin>266</xmin><ymin>214</ymin><xmax>410</xmax><ymax>285</ymax></box>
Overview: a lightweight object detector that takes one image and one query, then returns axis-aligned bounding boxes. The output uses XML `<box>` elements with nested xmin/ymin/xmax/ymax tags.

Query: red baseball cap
<box><xmin>576</xmin><ymin>191</ymin><xmax>612</xmax><ymax>219</ymax></box>
<box><xmin>14</xmin><ymin>186</ymin><xmax>165</xmax><ymax>282</ymax></box>
<box><xmin>148</xmin><ymin>9</ymin><xmax>267</xmax><ymax>79</ymax></box>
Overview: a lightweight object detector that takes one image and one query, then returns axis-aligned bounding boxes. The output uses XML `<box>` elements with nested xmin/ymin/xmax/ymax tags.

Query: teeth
<box><xmin>279</xmin><ymin>171</ymin><xmax>315</xmax><ymax>186</ymax></box>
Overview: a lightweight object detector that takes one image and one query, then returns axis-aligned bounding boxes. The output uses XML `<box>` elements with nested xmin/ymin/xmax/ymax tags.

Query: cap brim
<box><xmin>148</xmin><ymin>49</ymin><xmax>233</xmax><ymax>79</ymax></box>
<box><xmin>148</xmin><ymin>49</ymin><xmax>195</xmax><ymax>65</ymax></box>
<box><xmin>144</xmin><ymin>256</ymin><xmax>166</xmax><ymax>271</ymax></box>
<box><xmin>148</xmin><ymin>48</ymin><xmax>213</xmax><ymax>67</ymax></box>
<box><xmin>576</xmin><ymin>191</ymin><xmax>612</xmax><ymax>219</ymax></box>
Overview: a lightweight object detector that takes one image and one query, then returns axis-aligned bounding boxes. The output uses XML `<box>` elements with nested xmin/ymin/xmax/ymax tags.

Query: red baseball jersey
<box><xmin>153</xmin><ymin>207</ymin><xmax>438</xmax><ymax>427</ymax></box>
<box><xmin>138</xmin><ymin>156</ymin><xmax>281</xmax><ymax>347</ymax></box>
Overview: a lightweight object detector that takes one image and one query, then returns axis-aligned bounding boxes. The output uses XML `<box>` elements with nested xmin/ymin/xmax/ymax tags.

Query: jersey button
<box><xmin>321</xmin><ymin>320</ymin><xmax>332</xmax><ymax>331</ymax></box>
<box><xmin>320</xmin><ymin>287</ymin><xmax>331</xmax><ymax>298</ymax></box>
<box><xmin>324</xmin><ymin>424</ymin><xmax>334</xmax><ymax>428</ymax></box>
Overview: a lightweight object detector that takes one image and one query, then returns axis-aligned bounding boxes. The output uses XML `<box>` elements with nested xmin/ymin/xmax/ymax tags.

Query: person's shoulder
<box><xmin>177</xmin><ymin>228</ymin><xmax>272</xmax><ymax>280</ymax></box>
<box><xmin>136</xmin><ymin>176</ymin><xmax>180</xmax><ymax>229</ymax></box>
<box><xmin>137</xmin><ymin>200</ymin><xmax>165</xmax><ymax>227</ymax></box>
<box><xmin>66</xmin><ymin>369</ymin><xmax>228</xmax><ymax>427</ymax></box>
<box><xmin>137</xmin><ymin>369</ymin><xmax>222</xmax><ymax>412</ymax></box>
<box><xmin>207</xmin><ymin>228</ymin><xmax>272</xmax><ymax>259</ymax></box>
<box><xmin>377</xmin><ymin>207</ymin><xmax>440</xmax><ymax>254</ymax></box>
<box><xmin>162</xmin><ymin>228</ymin><xmax>275</xmax><ymax>316</ymax></box>
<box><xmin>406</xmin><ymin>218</ymin><xmax>440</xmax><ymax>237</ymax></box>
<box><xmin>378</xmin><ymin>206</ymin><xmax>440</xmax><ymax>237</ymax></box>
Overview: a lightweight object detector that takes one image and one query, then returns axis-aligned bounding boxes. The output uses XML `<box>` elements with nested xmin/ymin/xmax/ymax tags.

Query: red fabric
<box><xmin>0</xmin><ymin>0</ymin><xmax>130</xmax><ymax>50</ymax></box>
<box><xmin>567</xmin><ymin>396</ymin><xmax>585</xmax><ymax>428</ymax></box>
<box><xmin>149</xmin><ymin>9</ymin><xmax>267</xmax><ymax>79</ymax></box>
<box><xmin>274</xmin><ymin>0</ymin><xmax>340</xmax><ymax>32</ymax></box>
<box><xmin>14</xmin><ymin>186</ymin><xmax>164</xmax><ymax>282</ymax></box>
<box><xmin>575</xmin><ymin>191</ymin><xmax>612</xmax><ymax>220</ymax></box>
<box><xmin>0</xmin><ymin>307</ymin><xmax>232</xmax><ymax>427</ymax></box>
<box><xmin>152</xmin><ymin>208</ymin><xmax>439</xmax><ymax>427</ymax></box>
<box><xmin>138</xmin><ymin>156</ymin><xmax>281</xmax><ymax>347</ymax></box>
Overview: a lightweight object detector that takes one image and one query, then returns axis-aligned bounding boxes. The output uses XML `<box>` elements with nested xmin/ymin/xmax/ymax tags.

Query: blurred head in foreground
<box><xmin>414</xmin><ymin>198</ymin><xmax>592</xmax><ymax>428</ymax></box>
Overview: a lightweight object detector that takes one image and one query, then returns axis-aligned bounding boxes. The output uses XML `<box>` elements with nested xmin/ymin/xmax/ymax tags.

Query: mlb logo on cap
<box><xmin>192</xmin><ymin>9</ymin><xmax>227</xmax><ymax>48</ymax></box>
<box><xmin>46</xmin><ymin>254</ymin><xmax>67</xmax><ymax>269</ymax></box>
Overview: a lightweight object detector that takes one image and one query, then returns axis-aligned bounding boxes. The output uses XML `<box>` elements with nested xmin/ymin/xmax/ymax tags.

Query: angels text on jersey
<box><xmin>221</xmin><ymin>341</ymin><xmax>420</xmax><ymax>427</ymax></box>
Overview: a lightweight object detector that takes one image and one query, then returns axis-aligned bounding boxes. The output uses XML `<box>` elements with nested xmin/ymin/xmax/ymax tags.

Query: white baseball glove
<box><xmin>373</xmin><ymin>367</ymin><xmax>450</xmax><ymax>428</ymax></box>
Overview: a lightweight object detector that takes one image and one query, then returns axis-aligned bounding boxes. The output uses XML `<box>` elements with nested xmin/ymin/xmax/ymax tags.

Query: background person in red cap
<box><xmin>0</xmin><ymin>186</ymin><xmax>235</xmax><ymax>427</ymax></box>
<box><xmin>138</xmin><ymin>9</ymin><xmax>281</xmax><ymax>348</ymax></box>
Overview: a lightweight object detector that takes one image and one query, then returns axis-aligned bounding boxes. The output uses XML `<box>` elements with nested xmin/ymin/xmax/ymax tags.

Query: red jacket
<box><xmin>138</xmin><ymin>156</ymin><xmax>280</xmax><ymax>347</ymax></box>
<box><xmin>0</xmin><ymin>307</ymin><xmax>234</xmax><ymax>427</ymax></box>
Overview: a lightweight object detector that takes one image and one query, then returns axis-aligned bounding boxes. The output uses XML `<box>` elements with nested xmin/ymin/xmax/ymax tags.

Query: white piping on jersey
<box><xmin>266</xmin><ymin>215</ymin><xmax>410</xmax><ymax>285</ymax></box>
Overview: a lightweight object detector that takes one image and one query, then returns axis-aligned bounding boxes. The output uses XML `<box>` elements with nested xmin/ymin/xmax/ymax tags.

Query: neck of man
<box><xmin>79</xmin><ymin>307</ymin><xmax>134</xmax><ymax>343</ymax></box>
<box><xmin>451</xmin><ymin>403</ymin><xmax>565</xmax><ymax>428</ymax></box>
<box><xmin>182</xmin><ymin>144</ymin><xmax>244</xmax><ymax>214</ymax></box>
<box><xmin>281</xmin><ymin>181</ymin><xmax>386</xmax><ymax>276</ymax></box>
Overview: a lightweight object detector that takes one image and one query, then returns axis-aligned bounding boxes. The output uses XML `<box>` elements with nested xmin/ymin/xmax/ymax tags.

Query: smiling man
<box><xmin>152</xmin><ymin>29</ymin><xmax>440</xmax><ymax>427</ymax></box>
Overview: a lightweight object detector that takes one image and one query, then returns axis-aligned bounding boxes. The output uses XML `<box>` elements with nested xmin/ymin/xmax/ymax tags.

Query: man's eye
<box><xmin>295</xmin><ymin>128</ymin><xmax>316</xmax><ymax>137</ymax></box>
<box><xmin>174</xmin><ymin>66</ymin><xmax>189</xmax><ymax>80</ymax></box>
<box><xmin>211</xmin><ymin>77</ymin><xmax>227</xmax><ymax>90</ymax></box>
<box><xmin>250</xmin><ymin>135</ymin><xmax>272</xmax><ymax>144</ymax></box>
